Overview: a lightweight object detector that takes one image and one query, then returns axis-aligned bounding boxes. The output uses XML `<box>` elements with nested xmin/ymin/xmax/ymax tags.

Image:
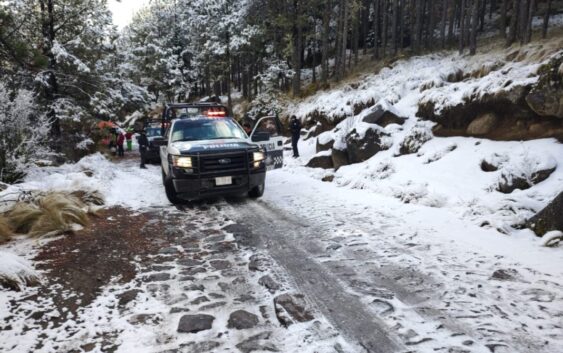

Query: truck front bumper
<box><xmin>172</xmin><ymin>172</ymin><xmax>265</xmax><ymax>199</ymax></box>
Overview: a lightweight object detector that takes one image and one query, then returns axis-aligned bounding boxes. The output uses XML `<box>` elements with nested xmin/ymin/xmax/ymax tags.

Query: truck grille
<box><xmin>199</xmin><ymin>152</ymin><xmax>247</xmax><ymax>173</ymax></box>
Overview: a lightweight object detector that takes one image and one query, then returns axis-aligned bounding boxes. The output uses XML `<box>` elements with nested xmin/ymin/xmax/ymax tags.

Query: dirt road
<box><xmin>2</xmin><ymin>159</ymin><xmax>563</xmax><ymax>353</ymax></box>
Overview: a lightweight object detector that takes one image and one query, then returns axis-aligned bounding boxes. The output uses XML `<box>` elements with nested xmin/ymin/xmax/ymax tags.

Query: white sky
<box><xmin>108</xmin><ymin>0</ymin><xmax>150</xmax><ymax>29</ymax></box>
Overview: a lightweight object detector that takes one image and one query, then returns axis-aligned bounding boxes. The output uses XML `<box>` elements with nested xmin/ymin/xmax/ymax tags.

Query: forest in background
<box><xmin>0</xmin><ymin>0</ymin><xmax>562</xmax><ymax>183</ymax></box>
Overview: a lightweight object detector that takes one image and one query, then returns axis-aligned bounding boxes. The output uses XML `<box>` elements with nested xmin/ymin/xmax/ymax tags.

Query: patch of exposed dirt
<box><xmin>31</xmin><ymin>207</ymin><xmax>162</xmax><ymax>327</ymax></box>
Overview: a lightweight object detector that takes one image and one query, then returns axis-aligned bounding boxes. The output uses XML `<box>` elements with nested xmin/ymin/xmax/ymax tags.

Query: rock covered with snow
<box><xmin>526</xmin><ymin>54</ymin><xmax>563</xmax><ymax>119</ymax></box>
<box><xmin>0</xmin><ymin>251</ymin><xmax>40</xmax><ymax>291</ymax></box>
<box><xmin>361</xmin><ymin>99</ymin><xmax>406</xmax><ymax>127</ymax></box>
<box><xmin>495</xmin><ymin>152</ymin><xmax>557</xmax><ymax>194</ymax></box>
<box><xmin>527</xmin><ymin>191</ymin><xmax>563</xmax><ymax>236</ymax></box>
<box><xmin>306</xmin><ymin>151</ymin><xmax>334</xmax><ymax>169</ymax></box>
<box><xmin>398</xmin><ymin>122</ymin><xmax>433</xmax><ymax>155</ymax></box>
<box><xmin>346</xmin><ymin>126</ymin><xmax>391</xmax><ymax>163</ymax></box>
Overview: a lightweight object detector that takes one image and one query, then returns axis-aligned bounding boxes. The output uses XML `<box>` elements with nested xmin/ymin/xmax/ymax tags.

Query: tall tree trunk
<box><xmin>39</xmin><ymin>0</ymin><xmax>60</xmax><ymax>139</ymax></box>
<box><xmin>500</xmin><ymin>0</ymin><xmax>507</xmax><ymax>38</ymax></box>
<box><xmin>340</xmin><ymin>1</ymin><xmax>348</xmax><ymax>79</ymax></box>
<box><xmin>440</xmin><ymin>0</ymin><xmax>448</xmax><ymax>48</ymax></box>
<box><xmin>447</xmin><ymin>0</ymin><xmax>456</xmax><ymax>43</ymax></box>
<box><xmin>459</xmin><ymin>0</ymin><xmax>467</xmax><ymax>53</ymax></box>
<box><xmin>470</xmin><ymin>0</ymin><xmax>480</xmax><ymax>55</ymax></box>
<box><xmin>361</xmin><ymin>0</ymin><xmax>370</xmax><ymax>53</ymax></box>
<box><xmin>414</xmin><ymin>0</ymin><xmax>424</xmax><ymax>52</ymax></box>
<box><xmin>225</xmin><ymin>30</ymin><xmax>232</xmax><ymax>111</ymax></box>
<box><xmin>392</xmin><ymin>0</ymin><xmax>398</xmax><ymax>55</ymax></box>
<box><xmin>524</xmin><ymin>0</ymin><xmax>535</xmax><ymax>43</ymax></box>
<box><xmin>398</xmin><ymin>0</ymin><xmax>405</xmax><ymax>51</ymax></box>
<box><xmin>427</xmin><ymin>0</ymin><xmax>436</xmax><ymax>50</ymax></box>
<box><xmin>373</xmin><ymin>0</ymin><xmax>380</xmax><ymax>59</ymax></box>
<box><xmin>507</xmin><ymin>0</ymin><xmax>519</xmax><ymax>46</ymax></box>
<box><xmin>382</xmin><ymin>0</ymin><xmax>388</xmax><ymax>56</ymax></box>
<box><xmin>353</xmin><ymin>7</ymin><xmax>360</xmax><ymax>65</ymax></box>
<box><xmin>479</xmin><ymin>0</ymin><xmax>486</xmax><ymax>31</ymax></box>
<box><xmin>335</xmin><ymin>0</ymin><xmax>343</xmax><ymax>75</ymax></box>
<box><xmin>519</xmin><ymin>0</ymin><xmax>528</xmax><ymax>44</ymax></box>
<box><xmin>321</xmin><ymin>2</ymin><xmax>331</xmax><ymax>84</ymax></box>
<box><xmin>542</xmin><ymin>0</ymin><xmax>551</xmax><ymax>38</ymax></box>
<box><xmin>291</xmin><ymin>0</ymin><xmax>302</xmax><ymax>96</ymax></box>
<box><xmin>490</xmin><ymin>0</ymin><xmax>496</xmax><ymax>18</ymax></box>
<box><xmin>464</xmin><ymin>0</ymin><xmax>472</xmax><ymax>44</ymax></box>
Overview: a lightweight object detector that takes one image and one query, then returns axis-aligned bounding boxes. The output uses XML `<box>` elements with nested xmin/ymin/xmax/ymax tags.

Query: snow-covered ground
<box><xmin>288</xmin><ymin>33</ymin><xmax>562</xmax><ymax>123</ymax></box>
<box><xmin>2</xmin><ymin>35</ymin><xmax>563</xmax><ymax>352</ymax></box>
<box><xmin>1</xmin><ymin>149</ymin><xmax>562</xmax><ymax>352</ymax></box>
<box><xmin>287</xmin><ymin>35</ymin><xmax>563</xmax><ymax>242</ymax></box>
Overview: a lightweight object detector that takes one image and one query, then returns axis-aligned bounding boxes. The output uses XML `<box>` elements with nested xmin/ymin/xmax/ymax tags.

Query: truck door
<box><xmin>251</xmin><ymin>116</ymin><xmax>284</xmax><ymax>170</ymax></box>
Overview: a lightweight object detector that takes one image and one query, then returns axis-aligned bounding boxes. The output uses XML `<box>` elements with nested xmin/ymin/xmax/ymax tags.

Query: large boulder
<box><xmin>398</xmin><ymin>124</ymin><xmax>433</xmax><ymax>155</ymax></box>
<box><xmin>331</xmin><ymin>147</ymin><xmax>349</xmax><ymax>170</ymax></box>
<box><xmin>346</xmin><ymin>127</ymin><xmax>390</xmax><ymax>164</ymax></box>
<box><xmin>362</xmin><ymin>101</ymin><xmax>406</xmax><ymax>127</ymax></box>
<box><xmin>526</xmin><ymin>55</ymin><xmax>563</xmax><ymax>118</ymax></box>
<box><xmin>418</xmin><ymin>83</ymin><xmax>534</xmax><ymax>134</ymax></box>
<box><xmin>497</xmin><ymin>167</ymin><xmax>556</xmax><ymax>194</ymax></box>
<box><xmin>527</xmin><ymin>192</ymin><xmax>563</xmax><ymax>236</ymax></box>
<box><xmin>466</xmin><ymin>113</ymin><xmax>499</xmax><ymax>135</ymax></box>
<box><xmin>316</xmin><ymin>134</ymin><xmax>335</xmax><ymax>153</ymax></box>
<box><xmin>306</xmin><ymin>152</ymin><xmax>334</xmax><ymax>169</ymax></box>
<box><xmin>418</xmin><ymin>56</ymin><xmax>563</xmax><ymax>141</ymax></box>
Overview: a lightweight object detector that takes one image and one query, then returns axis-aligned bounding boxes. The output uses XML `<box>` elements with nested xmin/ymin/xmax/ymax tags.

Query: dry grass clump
<box><xmin>0</xmin><ymin>190</ymin><xmax>104</xmax><ymax>241</ymax></box>
<box><xmin>0</xmin><ymin>217</ymin><xmax>13</xmax><ymax>243</ymax></box>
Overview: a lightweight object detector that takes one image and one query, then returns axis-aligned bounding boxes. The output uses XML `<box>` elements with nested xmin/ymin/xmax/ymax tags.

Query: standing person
<box><xmin>289</xmin><ymin>115</ymin><xmax>301</xmax><ymax>158</ymax></box>
<box><xmin>138</xmin><ymin>129</ymin><xmax>149</xmax><ymax>169</ymax></box>
<box><xmin>242</xmin><ymin>122</ymin><xmax>253</xmax><ymax>135</ymax></box>
<box><xmin>117</xmin><ymin>131</ymin><xmax>125</xmax><ymax>157</ymax></box>
<box><xmin>125</xmin><ymin>129</ymin><xmax>133</xmax><ymax>152</ymax></box>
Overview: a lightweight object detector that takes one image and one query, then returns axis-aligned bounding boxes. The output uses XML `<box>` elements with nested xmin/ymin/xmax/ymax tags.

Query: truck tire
<box><xmin>248</xmin><ymin>183</ymin><xmax>265</xmax><ymax>198</ymax></box>
<box><xmin>162</xmin><ymin>168</ymin><xmax>183</xmax><ymax>204</ymax></box>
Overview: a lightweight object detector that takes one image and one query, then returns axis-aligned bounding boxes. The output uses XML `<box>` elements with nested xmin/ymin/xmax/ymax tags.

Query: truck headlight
<box><xmin>252</xmin><ymin>151</ymin><xmax>265</xmax><ymax>168</ymax></box>
<box><xmin>172</xmin><ymin>156</ymin><xmax>193</xmax><ymax>168</ymax></box>
<box><xmin>253</xmin><ymin>152</ymin><xmax>265</xmax><ymax>162</ymax></box>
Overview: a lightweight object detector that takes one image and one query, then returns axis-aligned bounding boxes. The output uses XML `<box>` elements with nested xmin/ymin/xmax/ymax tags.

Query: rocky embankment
<box><xmin>290</xmin><ymin>40</ymin><xmax>563</xmax><ymax>238</ymax></box>
<box><xmin>418</xmin><ymin>53</ymin><xmax>563</xmax><ymax>141</ymax></box>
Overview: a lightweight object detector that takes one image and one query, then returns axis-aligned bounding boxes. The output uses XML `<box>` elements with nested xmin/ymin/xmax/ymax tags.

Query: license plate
<box><xmin>215</xmin><ymin>176</ymin><xmax>232</xmax><ymax>186</ymax></box>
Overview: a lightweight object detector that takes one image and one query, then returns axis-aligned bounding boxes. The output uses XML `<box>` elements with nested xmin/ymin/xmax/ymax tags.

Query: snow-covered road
<box><xmin>1</xmin><ymin>155</ymin><xmax>563</xmax><ymax>353</ymax></box>
<box><xmin>248</xmin><ymin>164</ymin><xmax>563</xmax><ymax>352</ymax></box>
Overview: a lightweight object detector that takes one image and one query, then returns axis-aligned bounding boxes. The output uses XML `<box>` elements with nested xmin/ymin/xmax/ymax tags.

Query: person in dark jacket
<box><xmin>117</xmin><ymin>132</ymin><xmax>125</xmax><ymax>157</ymax></box>
<box><xmin>289</xmin><ymin>115</ymin><xmax>301</xmax><ymax>158</ymax></box>
<box><xmin>138</xmin><ymin>130</ymin><xmax>149</xmax><ymax>169</ymax></box>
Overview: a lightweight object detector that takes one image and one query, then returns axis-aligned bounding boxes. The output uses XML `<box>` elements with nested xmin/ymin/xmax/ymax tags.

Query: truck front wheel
<box><xmin>248</xmin><ymin>183</ymin><xmax>265</xmax><ymax>198</ymax></box>
<box><xmin>162</xmin><ymin>168</ymin><xmax>183</xmax><ymax>204</ymax></box>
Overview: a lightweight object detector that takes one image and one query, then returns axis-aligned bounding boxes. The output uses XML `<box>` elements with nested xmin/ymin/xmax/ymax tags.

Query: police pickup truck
<box><xmin>156</xmin><ymin>103</ymin><xmax>283</xmax><ymax>203</ymax></box>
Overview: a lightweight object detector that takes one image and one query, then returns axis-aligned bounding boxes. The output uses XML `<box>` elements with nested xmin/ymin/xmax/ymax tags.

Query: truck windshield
<box><xmin>171</xmin><ymin>118</ymin><xmax>247</xmax><ymax>142</ymax></box>
<box><xmin>146</xmin><ymin>127</ymin><xmax>161</xmax><ymax>137</ymax></box>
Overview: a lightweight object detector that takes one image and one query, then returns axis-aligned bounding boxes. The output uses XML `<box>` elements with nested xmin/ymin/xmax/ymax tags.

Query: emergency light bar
<box><xmin>206</xmin><ymin>110</ymin><xmax>227</xmax><ymax>118</ymax></box>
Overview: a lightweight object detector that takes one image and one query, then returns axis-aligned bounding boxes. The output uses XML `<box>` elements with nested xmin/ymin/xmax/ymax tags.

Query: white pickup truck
<box><xmin>157</xmin><ymin>103</ymin><xmax>283</xmax><ymax>203</ymax></box>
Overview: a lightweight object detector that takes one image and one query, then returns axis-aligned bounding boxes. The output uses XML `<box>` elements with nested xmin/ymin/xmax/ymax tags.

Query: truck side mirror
<box><xmin>251</xmin><ymin>132</ymin><xmax>270</xmax><ymax>142</ymax></box>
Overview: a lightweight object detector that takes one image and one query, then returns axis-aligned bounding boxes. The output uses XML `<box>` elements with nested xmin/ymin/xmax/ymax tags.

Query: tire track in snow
<box><xmin>222</xmin><ymin>199</ymin><xmax>404</xmax><ymax>353</ymax></box>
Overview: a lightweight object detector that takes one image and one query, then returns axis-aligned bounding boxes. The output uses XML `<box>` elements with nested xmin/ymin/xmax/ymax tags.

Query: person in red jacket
<box><xmin>125</xmin><ymin>130</ymin><xmax>133</xmax><ymax>151</ymax></box>
<box><xmin>117</xmin><ymin>132</ymin><xmax>125</xmax><ymax>157</ymax></box>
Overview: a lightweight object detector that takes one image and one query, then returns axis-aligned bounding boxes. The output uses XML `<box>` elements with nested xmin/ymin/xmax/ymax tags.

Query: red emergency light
<box><xmin>206</xmin><ymin>110</ymin><xmax>227</xmax><ymax>118</ymax></box>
